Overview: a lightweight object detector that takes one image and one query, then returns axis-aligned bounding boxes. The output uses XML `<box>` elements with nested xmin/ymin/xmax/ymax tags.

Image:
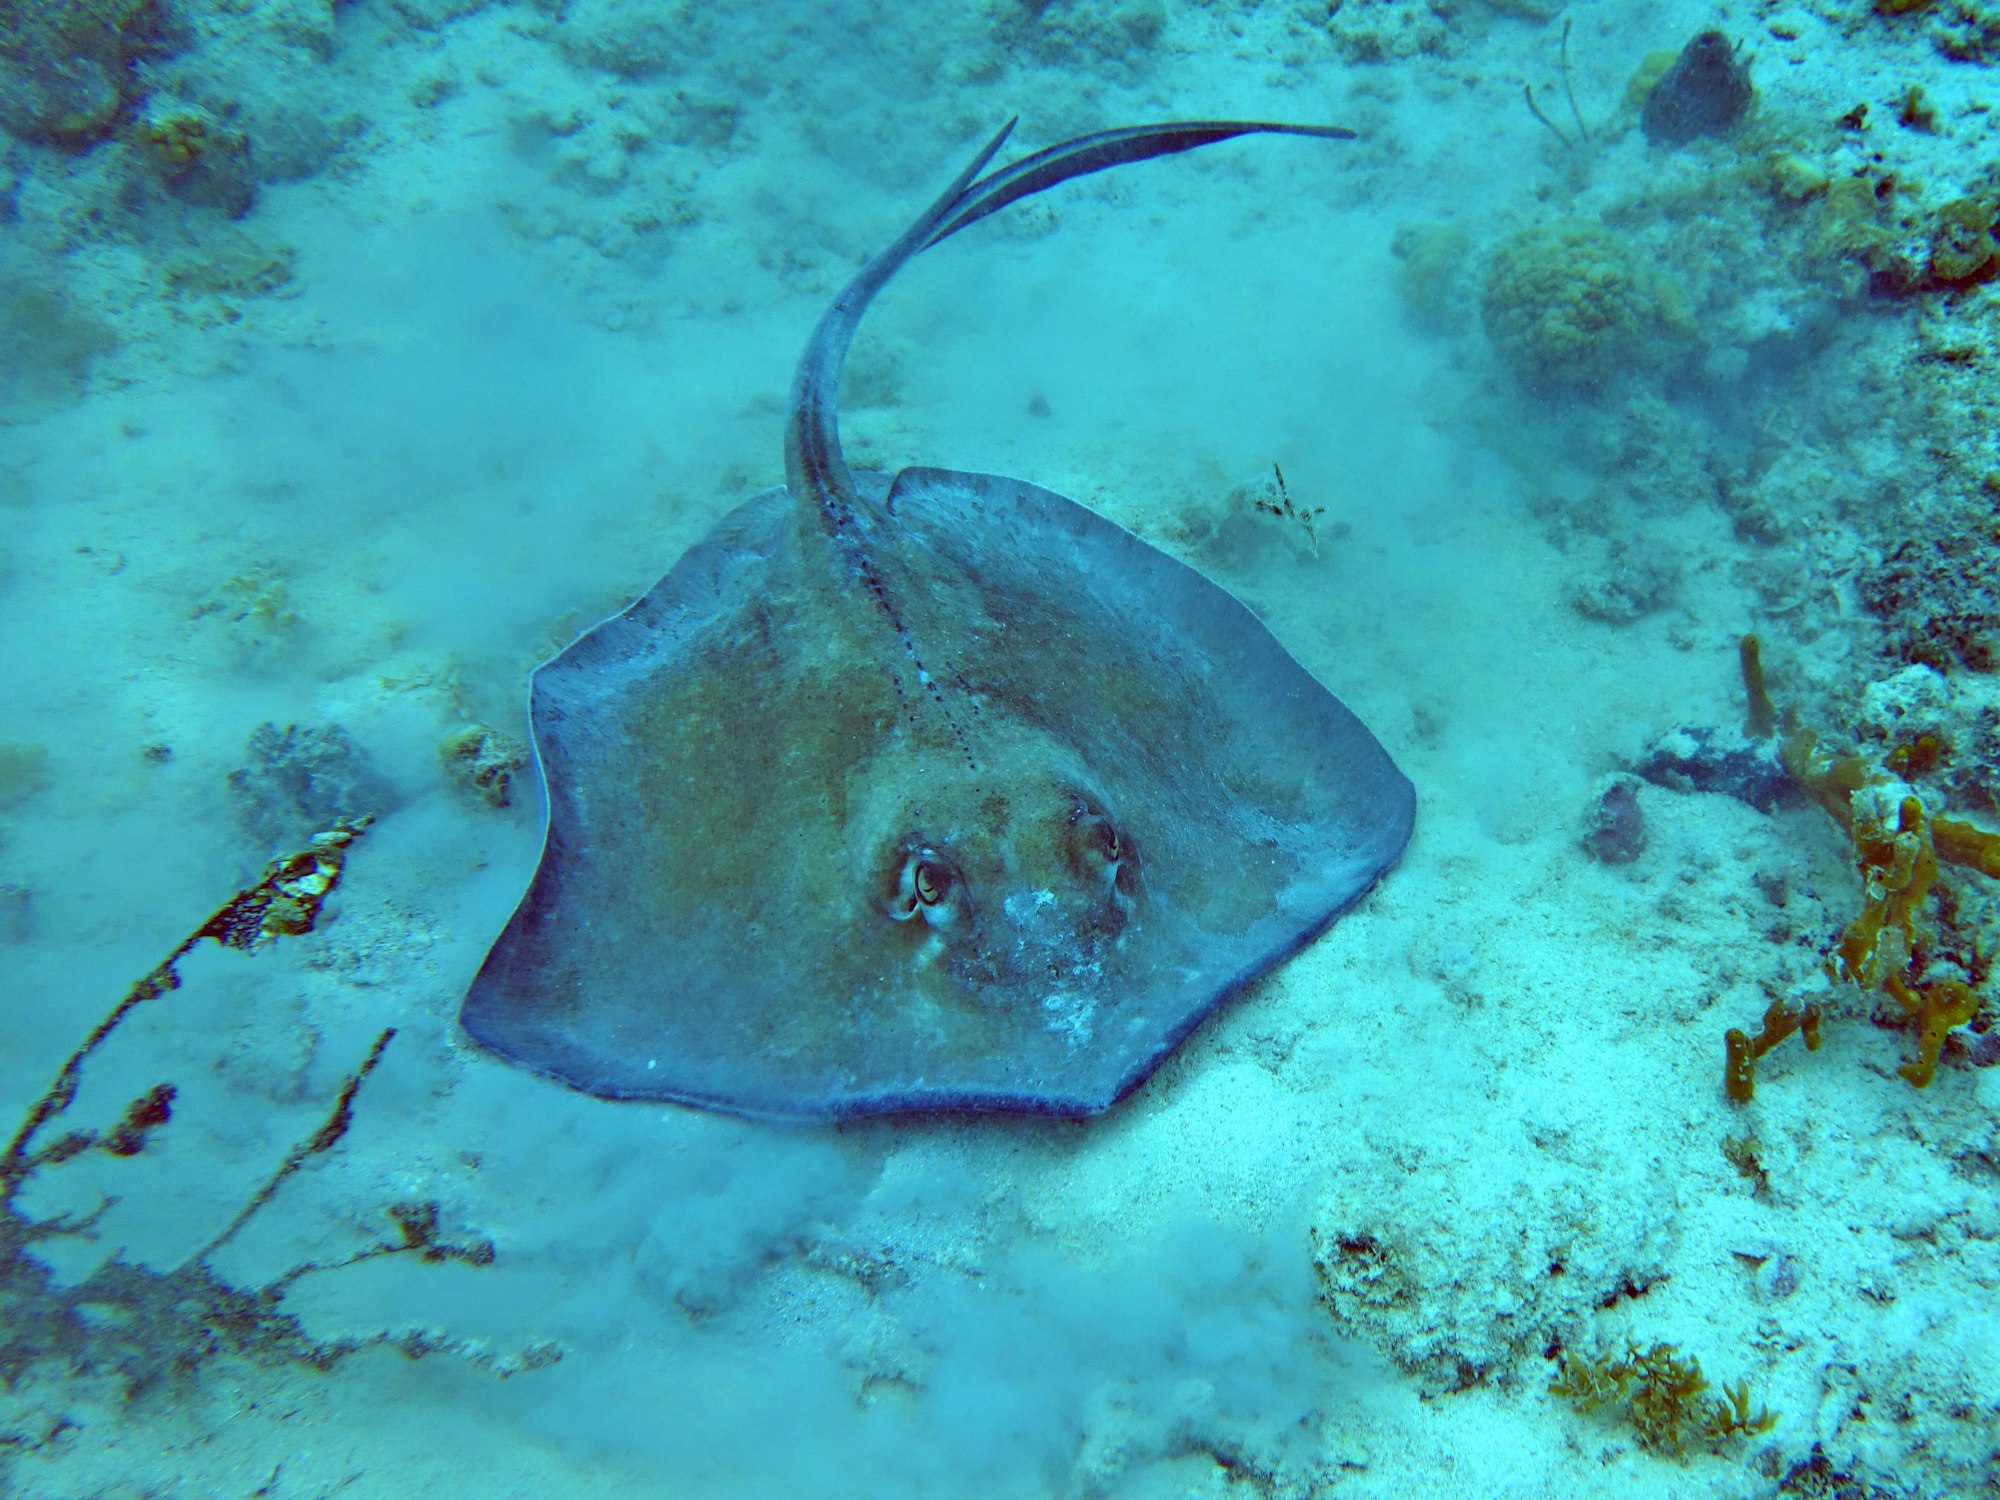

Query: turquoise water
<box><xmin>4</xmin><ymin>0</ymin><xmax>1998</xmax><ymax>1494</ymax></box>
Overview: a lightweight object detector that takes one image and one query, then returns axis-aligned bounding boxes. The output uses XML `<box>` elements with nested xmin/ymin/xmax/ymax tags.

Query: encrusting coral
<box><xmin>1725</xmin><ymin>635</ymin><xmax>1996</xmax><ymax>1097</ymax></box>
<box><xmin>440</xmin><ymin>721</ymin><xmax>529</xmax><ymax>810</ymax></box>
<box><xmin>1924</xmin><ymin>194</ymin><xmax>2000</xmax><ymax>287</ymax></box>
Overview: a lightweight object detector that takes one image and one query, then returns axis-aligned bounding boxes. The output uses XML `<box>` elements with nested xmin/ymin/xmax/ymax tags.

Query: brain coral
<box><xmin>1480</xmin><ymin>218</ymin><xmax>1652</xmax><ymax>393</ymax></box>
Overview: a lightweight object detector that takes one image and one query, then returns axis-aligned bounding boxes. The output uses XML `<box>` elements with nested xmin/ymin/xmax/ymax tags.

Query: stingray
<box><xmin>461</xmin><ymin>119</ymin><xmax>1416</xmax><ymax>1120</ymax></box>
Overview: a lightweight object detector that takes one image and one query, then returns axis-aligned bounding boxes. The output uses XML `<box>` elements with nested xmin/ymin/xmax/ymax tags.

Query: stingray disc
<box><xmin>461</xmin><ymin>119</ymin><xmax>1414</xmax><ymax>1120</ymax></box>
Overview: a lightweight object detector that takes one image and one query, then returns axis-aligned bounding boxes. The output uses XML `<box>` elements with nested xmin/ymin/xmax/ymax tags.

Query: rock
<box><xmin>135</xmin><ymin>105</ymin><xmax>256</xmax><ymax>218</ymax></box>
<box><xmin>1582</xmin><ymin>775</ymin><xmax>1648</xmax><ymax>863</ymax></box>
<box><xmin>1633</xmin><ymin>724</ymin><xmax>1798</xmax><ymax>813</ymax></box>
<box><xmin>227</xmin><ymin>722</ymin><xmax>398</xmax><ymax>848</ymax></box>
<box><xmin>0</xmin><ymin>0</ymin><xmax>176</xmax><ymax>148</ymax></box>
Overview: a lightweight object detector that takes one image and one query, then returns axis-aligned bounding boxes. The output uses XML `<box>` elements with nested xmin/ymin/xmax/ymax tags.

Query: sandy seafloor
<box><xmin>5</xmin><ymin>0</ymin><xmax>2000</xmax><ymax>1494</ymax></box>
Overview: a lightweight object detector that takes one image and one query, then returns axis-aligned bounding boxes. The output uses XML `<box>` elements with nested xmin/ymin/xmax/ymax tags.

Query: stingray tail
<box><xmin>784</xmin><ymin>119</ymin><xmax>1018</xmax><ymax>532</ymax></box>
<box><xmin>920</xmin><ymin>120</ymin><xmax>1357</xmax><ymax>253</ymax></box>
<box><xmin>782</xmin><ymin>118</ymin><xmax>1356</xmax><ymax>536</ymax></box>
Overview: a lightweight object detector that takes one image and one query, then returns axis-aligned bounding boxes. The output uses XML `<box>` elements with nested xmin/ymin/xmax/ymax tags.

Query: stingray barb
<box><xmin>462</xmin><ymin>118</ymin><xmax>1413</xmax><ymax>1121</ymax></box>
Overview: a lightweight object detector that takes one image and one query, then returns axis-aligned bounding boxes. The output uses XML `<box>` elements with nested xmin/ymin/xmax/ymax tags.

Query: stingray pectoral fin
<box><xmin>882</xmin><ymin>462</ymin><xmax>1415</xmax><ymax>1001</ymax></box>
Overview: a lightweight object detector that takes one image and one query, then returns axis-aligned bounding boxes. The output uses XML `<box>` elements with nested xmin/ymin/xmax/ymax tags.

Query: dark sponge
<box><xmin>1642</xmin><ymin>31</ymin><xmax>1754</xmax><ymax>146</ymax></box>
<box><xmin>1634</xmin><ymin>724</ymin><xmax>1799</xmax><ymax>815</ymax></box>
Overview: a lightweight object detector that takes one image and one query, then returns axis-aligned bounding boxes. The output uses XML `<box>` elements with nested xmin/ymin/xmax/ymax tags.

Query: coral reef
<box><xmin>1896</xmin><ymin>82</ymin><xmax>1939</xmax><ymax>131</ymax></box>
<box><xmin>1808</xmin><ymin>168</ymin><xmax>2000</xmax><ymax>300</ymax></box>
<box><xmin>135</xmin><ymin>102</ymin><xmax>255</xmax><ymax>217</ymax></box>
<box><xmin>1923</xmin><ymin>195</ymin><xmax>1998</xmax><ymax>288</ymax></box>
<box><xmin>1859</xmin><ymin>517</ymin><xmax>2000</xmax><ymax>678</ymax></box>
<box><xmin>0</xmin><ymin>0</ymin><xmax>175</xmax><ymax>147</ymax></box>
<box><xmin>1480</xmin><ymin>219</ymin><xmax>1653</xmax><ymax>392</ymax></box>
<box><xmin>1774</xmin><ymin>1449</ymin><xmax>1906</xmax><ymax>1500</ymax></box>
<box><xmin>552</xmin><ymin>0</ymin><xmax>700</xmax><ymax>79</ymax></box>
<box><xmin>1311</xmin><ymin>1145</ymin><xmax>1669</xmax><ymax>1395</ymax></box>
<box><xmin>999</xmin><ymin>0</ymin><xmax>1165</xmax><ymax>75</ymax></box>
<box><xmin>1920</xmin><ymin>0</ymin><xmax>2000</xmax><ymax>61</ymax></box>
<box><xmin>1565</xmin><ymin>540</ymin><xmax>1680</xmax><ymax>622</ymax></box>
<box><xmin>1324</xmin><ymin>0</ymin><xmax>1449</xmax><ymax>62</ymax></box>
<box><xmin>1549</xmin><ymin>1341</ymin><xmax>1775</xmax><ymax>1455</ymax></box>
<box><xmin>1766</xmin><ymin>153</ymin><xmax>1831</xmax><ymax>206</ymax></box>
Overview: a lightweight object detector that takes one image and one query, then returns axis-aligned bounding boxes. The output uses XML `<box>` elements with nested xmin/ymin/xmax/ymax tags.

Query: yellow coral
<box><xmin>1805</xmin><ymin>177</ymin><xmax>1910</xmax><ymax>296</ymax></box>
<box><xmin>138</xmin><ymin>109</ymin><xmax>216</xmax><ymax>174</ymax></box>
<box><xmin>1779</xmin><ymin>727</ymin><xmax>1995</xmax><ymax>1088</ymax></box>
<box><xmin>1766</xmin><ymin>153</ymin><xmax>1831</xmax><ymax>205</ymax></box>
<box><xmin>1551</xmin><ymin>1342</ymin><xmax>1776</xmax><ymax>1455</ymax></box>
<box><xmin>1724</xmin><ymin>639</ymin><xmax>1994</xmax><ymax>1096</ymax></box>
<box><xmin>1622</xmin><ymin>51</ymin><xmax>1680</xmax><ymax>112</ymax></box>
<box><xmin>1480</xmin><ymin>219</ymin><xmax>1652</xmax><ymax>392</ymax></box>
<box><xmin>1724</xmin><ymin>994</ymin><xmax>1822</xmax><ymax>1103</ymax></box>
<box><xmin>1928</xmin><ymin>196</ymin><xmax>2000</xmax><ymax>286</ymax></box>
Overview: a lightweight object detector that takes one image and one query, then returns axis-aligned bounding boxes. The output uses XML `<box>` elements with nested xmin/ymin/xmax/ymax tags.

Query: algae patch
<box><xmin>0</xmin><ymin>740</ymin><xmax>49</xmax><ymax>809</ymax></box>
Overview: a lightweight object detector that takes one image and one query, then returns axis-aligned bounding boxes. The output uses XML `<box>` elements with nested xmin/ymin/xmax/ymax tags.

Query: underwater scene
<box><xmin>4</xmin><ymin>0</ymin><xmax>2000</xmax><ymax>1493</ymax></box>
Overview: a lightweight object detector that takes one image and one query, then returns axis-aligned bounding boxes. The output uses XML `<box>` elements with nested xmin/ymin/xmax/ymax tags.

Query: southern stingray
<box><xmin>461</xmin><ymin>119</ymin><xmax>1416</xmax><ymax>1120</ymax></box>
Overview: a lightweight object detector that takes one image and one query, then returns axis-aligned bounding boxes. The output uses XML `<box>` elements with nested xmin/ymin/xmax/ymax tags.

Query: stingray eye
<box><xmin>1066</xmin><ymin>800</ymin><xmax>1139</xmax><ymax>912</ymax></box>
<box><xmin>914</xmin><ymin>860</ymin><xmax>947</xmax><ymax>905</ymax></box>
<box><xmin>890</xmin><ymin>847</ymin><xmax>963</xmax><ymax>930</ymax></box>
<box><xmin>1068</xmin><ymin>804</ymin><xmax>1124</xmax><ymax>865</ymax></box>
